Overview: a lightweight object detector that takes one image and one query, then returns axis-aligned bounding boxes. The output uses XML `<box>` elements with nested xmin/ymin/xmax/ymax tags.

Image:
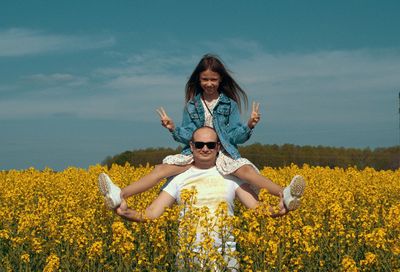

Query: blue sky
<box><xmin>1</xmin><ymin>1</ymin><xmax>399</xmax><ymax>170</ymax></box>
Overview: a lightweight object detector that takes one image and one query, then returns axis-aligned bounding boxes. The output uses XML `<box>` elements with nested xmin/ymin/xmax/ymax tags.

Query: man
<box><xmin>99</xmin><ymin>126</ymin><xmax>301</xmax><ymax>270</ymax></box>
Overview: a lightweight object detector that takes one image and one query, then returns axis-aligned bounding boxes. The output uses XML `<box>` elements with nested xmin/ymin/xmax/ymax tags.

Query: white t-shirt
<box><xmin>163</xmin><ymin>166</ymin><xmax>243</xmax><ymax>257</ymax></box>
<box><xmin>162</xmin><ymin>166</ymin><xmax>244</xmax><ymax>216</ymax></box>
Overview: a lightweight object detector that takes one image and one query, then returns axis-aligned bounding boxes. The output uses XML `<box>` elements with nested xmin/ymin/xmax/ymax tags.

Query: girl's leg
<box><xmin>99</xmin><ymin>164</ymin><xmax>191</xmax><ymax>210</ymax></box>
<box><xmin>121</xmin><ymin>164</ymin><xmax>192</xmax><ymax>199</ymax></box>
<box><xmin>233</xmin><ymin>165</ymin><xmax>283</xmax><ymax>196</ymax></box>
<box><xmin>233</xmin><ymin>165</ymin><xmax>306</xmax><ymax>211</ymax></box>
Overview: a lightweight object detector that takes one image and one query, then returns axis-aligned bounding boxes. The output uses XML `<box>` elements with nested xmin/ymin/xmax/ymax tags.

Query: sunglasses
<box><xmin>192</xmin><ymin>141</ymin><xmax>218</xmax><ymax>149</ymax></box>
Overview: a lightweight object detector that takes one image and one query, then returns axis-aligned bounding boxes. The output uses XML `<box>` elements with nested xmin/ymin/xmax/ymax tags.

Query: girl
<box><xmin>99</xmin><ymin>54</ymin><xmax>305</xmax><ymax>211</ymax></box>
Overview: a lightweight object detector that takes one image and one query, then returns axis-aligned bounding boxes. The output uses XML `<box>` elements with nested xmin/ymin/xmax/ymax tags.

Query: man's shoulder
<box><xmin>223</xmin><ymin>174</ymin><xmax>244</xmax><ymax>187</ymax></box>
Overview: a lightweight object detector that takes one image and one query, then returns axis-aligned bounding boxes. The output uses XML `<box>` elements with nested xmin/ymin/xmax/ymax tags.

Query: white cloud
<box><xmin>1</xmin><ymin>39</ymin><xmax>399</xmax><ymax>130</ymax></box>
<box><xmin>94</xmin><ymin>51</ymin><xmax>196</xmax><ymax>77</ymax></box>
<box><xmin>201</xmin><ymin>38</ymin><xmax>264</xmax><ymax>58</ymax></box>
<box><xmin>106</xmin><ymin>74</ymin><xmax>184</xmax><ymax>90</ymax></box>
<box><xmin>23</xmin><ymin>73</ymin><xmax>88</xmax><ymax>86</ymax></box>
<box><xmin>229</xmin><ymin>48</ymin><xmax>400</xmax><ymax>95</ymax></box>
<box><xmin>0</xmin><ymin>28</ymin><xmax>115</xmax><ymax>57</ymax></box>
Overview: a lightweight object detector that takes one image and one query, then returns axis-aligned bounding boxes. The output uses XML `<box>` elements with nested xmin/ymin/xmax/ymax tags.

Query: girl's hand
<box><xmin>156</xmin><ymin>107</ymin><xmax>175</xmax><ymax>132</ymax></box>
<box><xmin>247</xmin><ymin>102</ymin><xmax>261</xmax><ymax>129</ymax></box>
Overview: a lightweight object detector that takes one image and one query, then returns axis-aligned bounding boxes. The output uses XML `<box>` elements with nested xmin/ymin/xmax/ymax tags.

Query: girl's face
<box><xmin>199</xmin><ymin>69</ymin><xmax>221</xmax><ymax>98</ymax></box>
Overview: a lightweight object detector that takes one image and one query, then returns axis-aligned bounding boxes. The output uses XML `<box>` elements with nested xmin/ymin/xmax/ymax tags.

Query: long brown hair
<box><xmin>185</xmin><ymin>54</ymin><xmax>248</xmax><ymax>112</ymax></box>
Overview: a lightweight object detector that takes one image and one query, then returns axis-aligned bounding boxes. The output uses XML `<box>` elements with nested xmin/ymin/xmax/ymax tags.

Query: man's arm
<box><xmin>116</xmin><ymin>191</ymin><xmax>176</xmax><ymax>222</ymax></box>
<box><xmin>235</xmin><ymin>183</ymin><xmax>288</xmax><ymax>217</ymax></box>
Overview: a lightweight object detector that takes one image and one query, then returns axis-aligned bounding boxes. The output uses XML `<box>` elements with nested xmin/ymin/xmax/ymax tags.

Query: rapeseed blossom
<box><xmin>0</xmin><ymin>164</ymin><xmax>399</xmax><ymax>271</ymax></box>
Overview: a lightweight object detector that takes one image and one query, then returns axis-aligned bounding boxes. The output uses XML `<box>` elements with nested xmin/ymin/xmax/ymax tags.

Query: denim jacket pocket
<box><xmin>216</xmin><ymin>106</ymin><xmax>230</xmax><ymax>116</ymax></box>
<box><xmin>189</xmin><ymin>112</ymin><xmax>200</xmax><ymax>120</ymax></box>
<box><xmin>215</xmin><ymin>106</ymin><xmax>230</xmax><ymax>126</ymax></box>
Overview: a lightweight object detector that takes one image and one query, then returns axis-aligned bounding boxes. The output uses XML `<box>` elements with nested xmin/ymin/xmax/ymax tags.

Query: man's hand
<box><xmin>116</xmin><ymin>207</ymin><xmax>142</xmax><ymax>222</ymax></box>
<box><xmin>247</xmin><ymin>102</ymin><xmax>261</xmax><ymax>129</ymax></box>
<box><xmin>156</xmin><ymin>107</ymin><xmax>175</xmax><ymax>132</ymax></box>
<box><xmin>118</xmin><ymin>198</ymin><xmax>128</xmax><ymax>211</ymax></box>
<box><xmin>116</xmin><ymin>199</ymin><xmax>144</xmax><ymax>222</ymax></box>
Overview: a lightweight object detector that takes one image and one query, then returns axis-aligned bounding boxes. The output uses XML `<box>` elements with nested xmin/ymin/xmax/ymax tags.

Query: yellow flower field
<box><xmin>0</xmin><ymin>164</ymin><xmax>399</xmax><ymax>271</ymax></box>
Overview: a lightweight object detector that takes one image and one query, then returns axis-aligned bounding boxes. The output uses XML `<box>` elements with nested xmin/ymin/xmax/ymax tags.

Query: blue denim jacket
<box><xmin>171</xmin><ymin>93</ymin><xmax>252</xmax><ymax>159</ymax></box>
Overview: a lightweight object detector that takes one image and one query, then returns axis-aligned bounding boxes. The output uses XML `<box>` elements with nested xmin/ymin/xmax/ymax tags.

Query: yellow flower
<box><xmin>31</xmin><ymin>237</ymin><xmax>43</xmax><ymax>253</ymax></box>
<box><xmin>87</xmin><ymin>241</ymin><xmax>103</xmax><ymax>260</ymax></box>
<box><xmin>20</xmin><ymin>253</ymin><xmax>30</xmax><ymax>264</ymax></box>
<box><xmin>0</xmin><ymin>229</ymin><xmax>10</xmax><ymax>240</ymax></box>
<box><xmin>341</xmin><ymin>255</ymin><xmax>358</xmax><ymax>272</ymax></box>
<box><xmin>43</xmin><ymin>253</ymin><xmax>60</xmax><ymax>272</ymax></box>
<box><xmin>360</xmin><ymin>252</ymin><xmax>377</xmax><ymax>267</ymax></box>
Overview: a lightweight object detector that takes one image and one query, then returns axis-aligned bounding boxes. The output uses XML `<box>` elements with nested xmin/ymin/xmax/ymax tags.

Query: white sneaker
<box><xmin>98</xmin><ymin>173</ymin><xmax>122</xmax><ymax>209</ymax></box>
<box><xmin>283</xmin><ymin>175</ymin><xmax>306</xmax><ymax>211</ymax></box>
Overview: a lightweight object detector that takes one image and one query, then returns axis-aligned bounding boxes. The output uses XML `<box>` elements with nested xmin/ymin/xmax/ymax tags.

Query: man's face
<box><xmin>190</xmin><ymin>128</ymin><xmax>220</xmax><ymax>164</ymax></box>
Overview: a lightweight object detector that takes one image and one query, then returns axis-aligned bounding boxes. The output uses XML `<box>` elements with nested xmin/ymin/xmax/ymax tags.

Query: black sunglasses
<box><xmin>192</xmin><ymin>141</ymin><xmax>218</xmax><ymax>149</ymax></box>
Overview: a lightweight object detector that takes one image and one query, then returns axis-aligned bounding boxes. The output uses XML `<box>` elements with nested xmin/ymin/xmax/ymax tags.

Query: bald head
<box><xmin>191</xmin><ymin>126</ymin><xmax>218</xmax><ymax>142</ymax></box>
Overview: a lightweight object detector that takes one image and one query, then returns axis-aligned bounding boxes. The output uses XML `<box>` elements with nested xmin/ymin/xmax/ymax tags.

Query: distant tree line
<box><xmin>102</xmin><ymin>143</ymin><xmax>399</xmax><ymax>170</ymax></box>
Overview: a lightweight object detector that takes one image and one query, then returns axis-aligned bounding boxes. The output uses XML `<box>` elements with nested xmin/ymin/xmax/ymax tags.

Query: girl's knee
<box><xmin>236</xmin><ymin>164</ymin><xmax>255</xmax><ymax>175</ymax></box>
<box><xmin>153</xmin><ymin>164</ymin><xmax>168</xmax><ymax>171</ymax></box>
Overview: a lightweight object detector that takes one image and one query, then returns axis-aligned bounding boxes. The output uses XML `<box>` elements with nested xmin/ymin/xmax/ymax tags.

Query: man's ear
<box><xmin>190</xmin><ymin>141</ymin><xmax>194</xmax><ymax>153</ymax></box>
<box><xmin>216</xmin><ymin>142</ymin><xmax>221</xmax><ymax>152</ymax></box>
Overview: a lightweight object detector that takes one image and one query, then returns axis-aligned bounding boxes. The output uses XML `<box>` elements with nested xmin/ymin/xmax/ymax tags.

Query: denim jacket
<box><xmin>171</xmin><ymin>93</ymin><xmax>252</xmax><ymax>159</ymax></box>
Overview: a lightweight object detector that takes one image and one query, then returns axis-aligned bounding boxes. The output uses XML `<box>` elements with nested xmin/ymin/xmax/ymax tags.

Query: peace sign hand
<box><xmin>247</xmin><ymin>102</ymin><xmax>261</xmax><ymax>129</ymax></box>
<box><xmin>156</xmin><ymin>107</ymin><xmax>175</xmax><ymax>132</ymax></box>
